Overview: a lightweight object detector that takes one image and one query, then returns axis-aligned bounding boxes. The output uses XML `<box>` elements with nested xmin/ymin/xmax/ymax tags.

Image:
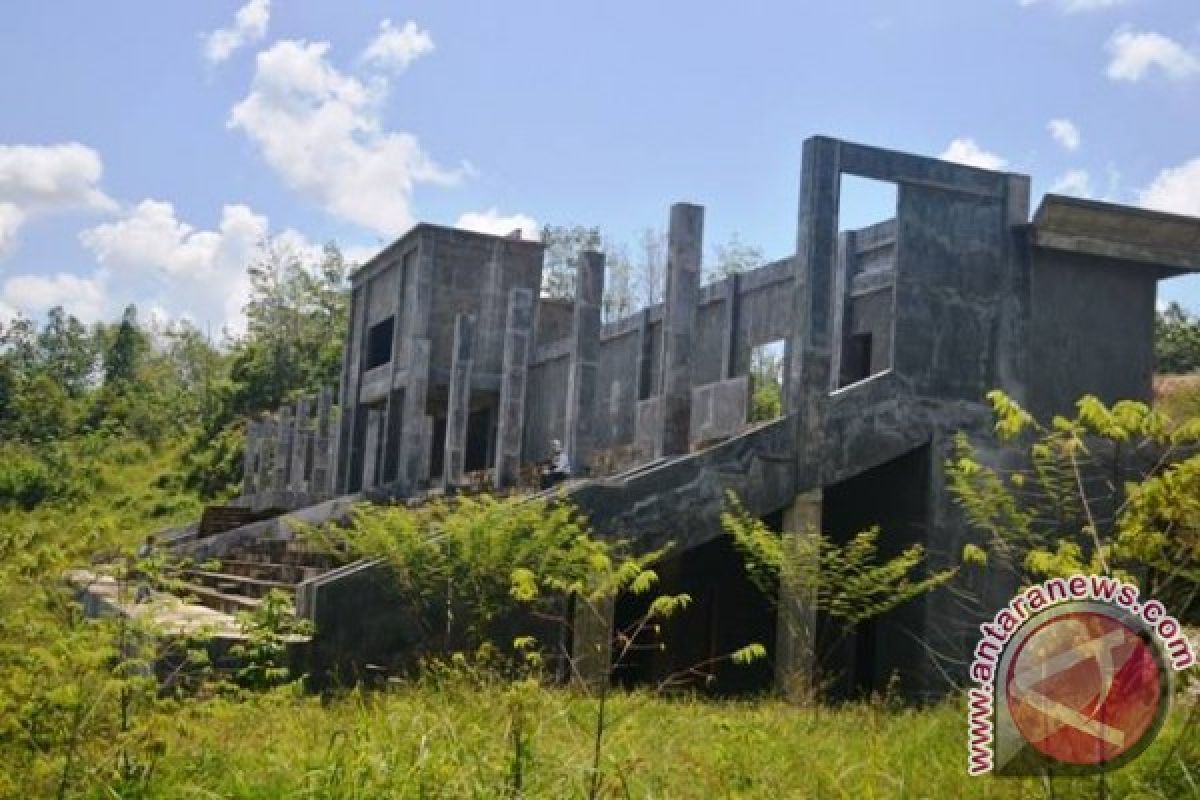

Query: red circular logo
<box><xmin>1005</xmin><ymin>611</ymin><xmax>1163</xmax><ymax>766</ymax></box>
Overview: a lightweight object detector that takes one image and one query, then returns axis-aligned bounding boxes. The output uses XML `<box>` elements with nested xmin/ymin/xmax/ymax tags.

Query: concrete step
<box><xmin>183</xmin><ymin>568</ymin><xmax>296</xmax><ymax>598</ymax></box>
<box><xmin>170</xmin><ymin>580</ymin><xmax>265</xmax><ymax>615</ymax></box>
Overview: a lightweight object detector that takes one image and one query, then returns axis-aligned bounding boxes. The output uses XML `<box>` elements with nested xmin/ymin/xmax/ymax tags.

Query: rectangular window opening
<box><xmin>366</xmin><ymin>316</ymin><xmax>395</xmax><ymax>370</ymax></box>
<box><xmin>835</xmin><ymin>175</ymin><xmax>899</xmax><ymax>390</ymax></box>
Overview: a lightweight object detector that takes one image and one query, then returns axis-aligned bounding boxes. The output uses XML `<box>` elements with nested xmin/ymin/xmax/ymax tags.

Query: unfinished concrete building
<box><xmin>168</xmin><ymin>135</ymin><xmax>1200</xmax><ymax>697</ymax></box>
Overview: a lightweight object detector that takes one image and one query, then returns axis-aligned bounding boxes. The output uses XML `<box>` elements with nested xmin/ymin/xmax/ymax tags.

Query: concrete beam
<box><xmin>494</xmin><ymin>288</ymin><xmax>534</xmax><ymax>488</ymax></box>
<box><xmin>565</xmin><ymin>250</ymin><xmax>605</xmax><ymax>476</ymax></box>
<box><xmin>657</xmin><ymin>203</ymin><xmax>704</xmax><ymax>457</ymax></box>
<box><xmin>442</xmin><ymin>313</ymin><xmax>476</xmax><ymax>487</ymax></box>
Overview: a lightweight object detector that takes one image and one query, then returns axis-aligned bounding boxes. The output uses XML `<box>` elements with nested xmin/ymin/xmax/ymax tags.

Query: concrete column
<box><xmin>418</xmin><ymin>415</ymin><xmax>434</xmax><ymax>484</ymax></box>
<box><xmin>242</xmin><ymin>421</ymin><xmax>259</xmax><ymax>497</ymax></box>
<box><xmin>657</xmin><ymin>203</ymin><xmax>704</xmax><ymax>457</ymax></box>
<box><xmin>273</xmin><ymin>406</ymin><xmax>293</xmax><ymax>493</ymax></box>
<box><xmin>571</xmin><ymin>592</ymin><xmax>615</xmax><ymax>690</ymax></box>
<box><xmin>256</xmin><ymin>418</ymin><xmax>275</xmax><ymax>495</ymax></box>
<box><xmin>635</xmin><ymin>307</ymin><xmax>652</xmax><ymax>400</ymax></box>
<box><xmin>362</xmin><ymin>408</ymin><xmax>384</xmax><ymax>490</ymax></box>
<box><xmin>494</xmin><ymin>288</ymin><xmax>534</xmax><ymax>489</ymax></box>
<box><xmin>335</xmin><ymin>286</ymin><xmax>366</xmax><ymax>493</ymax></box>
<box><xmin>480</xmin><ymin>241</ymin><xmax>507</xmax><ymax>371</ymax></box>
<box><xmin>776</xmin><ymin>488</ymin><xmax>822</xmax><ymax>703</ymax></box>
<box><xmin>312</xmin><ymin>387</ymin><xmax>333</xmax><ymax>496</ymax></box>
<box><xmin>398</xmin><ymin>338</ymin><xmax>431</xmax><ymax>491</ymax></box>
<box><xmin>288</xmin><ymin>395</ymin><xmax>311</xmax><ymax>493</ymax></box>
<box><xmin>565</xmin><ymin>250</ymin><xmax>605</xmax><ymax>477</ymax></box>
<box><xmin>721</xmin><ymin>272</ymin><xmax>740</xmax><ymax>380</ymax></box>
<box><xmin>442</xmin><ymin>314</ymin><xmax>476</xmax><ymax>487</ymax></box>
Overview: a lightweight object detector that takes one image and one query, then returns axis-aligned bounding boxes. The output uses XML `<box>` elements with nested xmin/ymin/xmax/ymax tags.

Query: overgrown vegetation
<box><xmin>948</xmin><ymin>391</ymin><xmax>1199</xmax><ymax>621</ymax></box>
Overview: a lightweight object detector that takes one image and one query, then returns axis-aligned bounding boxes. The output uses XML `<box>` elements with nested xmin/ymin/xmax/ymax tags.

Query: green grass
<box><xmin>65</xmin><ymin>682</ymin><xmax>1193</xmax><ymax>799</ymax></box>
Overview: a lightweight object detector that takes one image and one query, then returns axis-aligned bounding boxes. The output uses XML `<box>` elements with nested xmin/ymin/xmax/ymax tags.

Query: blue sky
<box><xmin>0</xmin><ymin>0</ymin><xmax>1198</xmax><ymax>334</ymax></box>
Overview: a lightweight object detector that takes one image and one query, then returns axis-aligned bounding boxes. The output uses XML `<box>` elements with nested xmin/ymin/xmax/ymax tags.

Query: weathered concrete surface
<box><xmin>443</xmin><ymin>314</ymin><xmax>476</xmax><ymax>486</ymax></box>
<box><xmin>657</xmin><ymin>204</ymin><xmax>704</xmax><ymax>458</ymax></box>
<box><xmin>495</xmin><ymin>288</ymin><xmax>534</xmax><ymax>488</ymax></box>
<box><xmin>565</xmin><ymin>251</ymin><xmax>605</xmax><ymax>475</ymax></box>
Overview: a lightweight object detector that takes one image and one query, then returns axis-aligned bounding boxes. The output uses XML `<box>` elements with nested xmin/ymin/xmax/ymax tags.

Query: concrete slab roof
<box><xmin>1032</xmin><ymin>194</ymin><xmax>1200</xmax><ymax>276</ymax></box>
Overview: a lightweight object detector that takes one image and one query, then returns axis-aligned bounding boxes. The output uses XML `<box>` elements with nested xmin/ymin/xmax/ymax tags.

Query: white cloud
<box><xmin>1019</xmin><ymin>0</ymin><xmax>1127</xmax><ymax>12</ymax></box>
<box><xmin>0</xmin><ymin>297</ymin><xmax>16</xmax><ymax>326</ymax></box>
<box><xmin>1137</xmin><ymin>158</ymin><xmax>1200</xmax><ymax>216</ymax></box>
<box><xmin>80</xmin><ymin>199</ymin><xmax>276</xmax><ymax>334</ymax></box>
<box><xmin>939</xmin><ymin>138</ymin><xmax>1008</xmax><ymax>171</ymax></box>
<box><xmin>1</xmin><ymin>270</ymin><xmax>108</xmax><ymax>324</ymax></box>
<box><xmin>229</xmin><ymin>39</ymin><xmax>464</xmax><ymax>237</ymax></box>
<box><xmin>81</xmin><ymin>199</ymin><xmax>267</xmax><ymax>279</ymax></box>
<box><xmin>1047</xmin><ymin>118</ymin><xmax>1081</xmax><ymax>152</ymax></box>
<box><xmin>1049</xmin><ymin>169</ymin><xmax>1092</xmax><ymax>197</ymax></box>
<box><xmin>0</xmin><ymin>143</ymin><xmax>115</xmax><ymax>256</ymax></box>
<box><xmin>1107</xmin><ymin>31</ymin><xmax>1200</xmax><ymax>82</ymax></box>
<box><xmin>455</xmin><ymin>209</ymin><xmax>540</xmax><ymax>240</ymax></box>
<box><xmin>362</xmin><ymin>19</ymin><xmax>435</xmax><ymax>73</ymax></box>
<box><xmin>203</xmin><ymin>0</ymin><xmax>270</xmax><ymax>64</ymax></box>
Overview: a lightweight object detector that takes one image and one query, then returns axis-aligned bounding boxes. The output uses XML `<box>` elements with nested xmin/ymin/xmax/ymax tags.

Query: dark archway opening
<box><xmin>819</xmin><ymin>444</ymin><xmax>931</xmax><ymax>700</ymax></box>
<box><xmin>612</xmin><ymin>532</ymin><xmax>776</xmax><ymax>695</ymax></box>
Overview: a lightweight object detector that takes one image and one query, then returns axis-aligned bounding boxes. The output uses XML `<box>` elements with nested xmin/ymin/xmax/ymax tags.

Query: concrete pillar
<box><xmin>288</xmin><ymin>395</ymin><xmax>311</xmax><ymax>493</ymax></box>
<box><xmin>312</xmin><ymin>387</ymin><xmax>334</xmax><ymax>496</ymax></box>
<box><xmin>657</xmin><ymin>203</ymin><xmax>704</xmax><ymax>457</ymax></box>
<box><xmin>395</xmin><ymin>233</ymin><xmax>435</xmax><ymax>494</ymax></box>
<box><xmin>442</xmin><ymin>314</ymin><xmax>476</xmax><ymax>487</ymax></box>
<box><xmin>565</xmin><ymin>250</ymin><xmax>605</xmax><ymax>477</ymax></box>
<box><xmin>256</xmin><ymin>418</ymin><xmax>275</xmax><ymax>496</ymax></box>
<box><xmin>776</xmin><ymin>489</ymin><xmax>822</xmax><ymax>703</ymax></box>
<box><xmin>242</xmin><ymin>421</ymin><xmax>259</xmax><ymax>497</ymax></box>
<box><xmin>362</xmin><ymin>408</ymin><xmax>384</xmax><ymax>490</ymax></box>
<box><xmin>571</xmin><ymin>592</ymin><xmax>615</xmax><ymax>690</ymax></box>
<box><xmin>494</xmin><ymin>288</ymin><xmax>534</xmax><ymax>489</ymax></box>
<box><xmin>721</xmin><ymin>272</ymin><xmax>740</xmax><ymax>380</ymax></box>
<box><xmin>335</xmin><ymin>286</ymin><xmax>366</xmax><ymax>493</ymax></box>
<box><xmin>272</xmin><ymin>406</ymin><xmax>293</xmax><ymax>493</ymax></box>
<box><xmin>480</xmin><ymin>241</ymin><xmax>507</xmax><ymax>371</ymax></box>
<box><xmin>418</xmin><ymin>415</ymin><xmax>434</xmax><ymax>484</ymax></box>
<box><xmin>398</xmin><ymin>338</ymin><xmax>431</xmax><ymax>491</ymax></box>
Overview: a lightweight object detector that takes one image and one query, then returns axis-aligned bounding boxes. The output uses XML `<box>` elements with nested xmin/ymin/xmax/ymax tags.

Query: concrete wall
<box><xmin>1028</xmin><ymin>249</ymin><xmax>1157</xmax><ymax>420</ymax></box>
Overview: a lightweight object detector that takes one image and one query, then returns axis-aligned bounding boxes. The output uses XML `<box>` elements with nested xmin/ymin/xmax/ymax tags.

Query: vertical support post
<box><xmin>312</xmin><ymin>387</ymin><xmax>333</xmax><ymax>497</ymax></box>
<box><xmin>256</xmin><ymin>418</ymin><xmax>275</xmax><ymax>498</ymax></box>
<box><xmin>442</xmin><ymin>314</ymin><xmax>476</xmax><ymax>487</ymax></box>
<box><xmin>242</xmin><ymin>421</ymin><xmax>259</xmax><ymax>498</ymax></box>
<box><xmin>786</xmin><ymin>137</ymin><xmax>840</xmax><ymax>486</ymax></box>
<box><xmin>273</xmin><ymin>406</ymin><xmax>293</xmax><ymax>494</ymax></box>
<box><xmin>571</xmin><ymin>592</ymin><xmax>614</xmax><ymax>690</ymax></box>
<box><xmin>494</xmin><ymin>288</ymin><xmax>534</xmax><ymax>489</ymax></box>
<box><xmin>399</xmin><ymin>338</ymin><xmax>431</xmax><ymax>491</ymax></box>
<box><xmin>657</xmin><ymin>202</ymin><xmax>704</xmax><ymax>457</ymax></box>
<box><xmin>289</xmin><ymin>395</ymin><xmax>311</xmax><ymax>494</ymax></box>
<box><xmin>565</xmin><ymin>250</ymin><xmax>605</xmax><ymax>477</ymax></box>
<box><xmin>398</xmin><ymin>234</ymin><xmax>435</xmax><ymax>493</ymax></box>
<box><xmin>335</xmin><ymin>286</ymin><xmax>366</xmax><ymax>493</ymax></box>
<box><xmin>362</xmin><ymin>408</ymin><xmax>384</xmax><ymax>491</ymax></box>
<box><xmin>776</xmin><ymin>488</ymin><xmax>822</xmax><ymax>703</ymax></box>
<box><xmin>720</xmin><ymin>272</ymin><xmax>740</xmax><ymax>380</ymax></box>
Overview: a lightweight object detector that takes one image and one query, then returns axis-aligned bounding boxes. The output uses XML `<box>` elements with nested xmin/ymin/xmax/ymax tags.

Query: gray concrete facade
<box><xmin>228</xmin><ymin>135</ymin><xmax>1200</xmax><ymax>698</ymax></box>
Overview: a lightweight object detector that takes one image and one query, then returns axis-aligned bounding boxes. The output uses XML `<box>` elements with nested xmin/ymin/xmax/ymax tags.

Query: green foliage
<box><xmin>320</xmin><ymin>494</ymin><xmax>665</xmax><ymax>658</ymax></box>
<box><xmin>721</xmin><ymin>492</ymin><xmax>956</xmax><ymax>629</ymax></box>
<box><xmin>228</xmin><ymin>590</ymin><xmax>312</xmax><ymax>690</ymax></box>
<box><xmin>540</xmin><ymin>224</ymin><xmax>601</xmax><ymax>299</ymax></box>
<box><xmin>1156</xmin><ymin>301</ymin><xmax>1200</xmax><ymax>374</ymax></box>
<box><xmin>748</xmin><ymin>342</ymin><xmax>784</xmax><ymax>423</ymax></box>
<box><xmin>947</xmin><ymin>390</ymin><xmax>1200</xmax><ymax>618</ymax></box>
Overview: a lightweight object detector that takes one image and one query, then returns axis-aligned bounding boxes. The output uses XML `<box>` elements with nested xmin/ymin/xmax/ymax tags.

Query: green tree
<box><xmin>37</xmin><ymin>307</ymin><xmax>96</xmax><ymax>397</ymax></box>
<box><xmin>102</xmin><ymin>305</ymin><xmax>146</xmax><ymax>388</ymax></box>
<box><xmin>706</xmin><ymin>233</ymin><xmax>765</xmax><ymax>284</ymax></box>
<box><xmin>1155</xmin><ymin>301</ymin><xmax>1200</xmax><ymax>374</ymax></box>
<box><xmin>947</xmin><ymin>390</ymin><xmax>1200</xmax><ymax>619</ymax></box>
<box><xmin>540</xmin><ymin>224</ymin><xmax>602</xmax><ymax>300</ymax></box>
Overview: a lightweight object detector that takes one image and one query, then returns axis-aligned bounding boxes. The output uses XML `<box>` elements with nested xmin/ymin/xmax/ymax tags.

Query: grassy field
<box><xmin>2</xmin><ymin>436</ymin><xmax>1198</xmax><ymax>798</ymax></box>
<box><xmin>33</xmin><ymin>680</ymin><xmax>1189</xmax><ymax>799</ymax></box>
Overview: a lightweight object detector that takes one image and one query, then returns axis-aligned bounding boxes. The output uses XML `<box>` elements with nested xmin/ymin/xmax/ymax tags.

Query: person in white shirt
<box><xmin>542</xmin><ymin>439</ymin><xmax>571</xmax><ymax>488</ymax></box>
